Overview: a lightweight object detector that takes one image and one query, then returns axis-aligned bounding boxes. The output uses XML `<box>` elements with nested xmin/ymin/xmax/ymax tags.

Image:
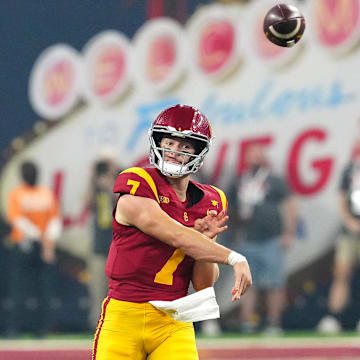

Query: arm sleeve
<box><xmin>44</xmin><ymin>217</ymin><xmax>62</xmax><ymax>241</ymax></box>
<box><xmin>44</xmin><ymin>189</ymin><xmax>62</xmax><ymax>242</ymax></box>
<box><xmin>14</xmin><ymin>217</ymin><xmax>41</xmax><ymax>239</ymax></box>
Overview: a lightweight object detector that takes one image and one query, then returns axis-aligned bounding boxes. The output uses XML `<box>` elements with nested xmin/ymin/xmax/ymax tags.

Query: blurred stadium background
<box><xmin>1</xmin><ymin>0</ymin><xmax>360</xmax><ymax>358</ymax></box>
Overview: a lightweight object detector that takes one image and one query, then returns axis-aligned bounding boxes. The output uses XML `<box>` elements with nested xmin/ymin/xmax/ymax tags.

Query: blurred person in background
<box><xmin>317</xmin><ymin>136</ymin><xmax>360</xmax><ymax>334</ymax></box>
<box><xmin>87</xmin><ymin>158</ymin><xmax>119</xmax><ymax>330</ymax></box>
<box><xmin>92</xmin><ymin>104</ymin><xmax>252</xmax><ymax>360</ymax></box>
<box><xmin>6</xmin><ymin>160</ymin><xmax>62</xmax><ymax>337</ymax></box>
<box><xmin>227</xmin><ymin>143</ymin><xmax>297</xmax><ymax>335</ymax></box>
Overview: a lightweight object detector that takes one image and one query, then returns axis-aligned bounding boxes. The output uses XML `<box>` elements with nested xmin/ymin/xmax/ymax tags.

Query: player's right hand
<box><xmin>194</xmin><ymin>210</ymin><xmax>228</xmax><ymax>240</ymax></box>
<box><xmin>231</xmin><ymin>261</ymin><xmax>252</xmax><ymax>302</ymax></box>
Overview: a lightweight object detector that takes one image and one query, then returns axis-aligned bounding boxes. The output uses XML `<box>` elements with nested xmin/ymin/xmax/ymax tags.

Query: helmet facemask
<box><xmin>149</xmin><ymin>126</ymin><xmax>211</xmax><ymax>177</ymax></box>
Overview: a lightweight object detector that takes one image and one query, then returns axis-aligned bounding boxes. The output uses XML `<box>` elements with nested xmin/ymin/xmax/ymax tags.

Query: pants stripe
<box><xmin>92</xmin><ymin>297</ymin><xmax>110</xmax><ymax>360</ymax></box>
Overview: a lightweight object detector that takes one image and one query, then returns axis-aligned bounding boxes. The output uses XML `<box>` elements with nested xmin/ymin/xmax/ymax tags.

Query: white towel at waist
<box><xmin>149</xmin><ymin>287</ymin><xmax>220</xmax><ymax>323</ymax></box>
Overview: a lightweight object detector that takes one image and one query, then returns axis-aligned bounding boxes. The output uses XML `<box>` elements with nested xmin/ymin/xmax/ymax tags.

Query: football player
<box><xmin>92</xmin><ymin>104</ymin><xmax>252</xmax><ymax>360</ymax></box>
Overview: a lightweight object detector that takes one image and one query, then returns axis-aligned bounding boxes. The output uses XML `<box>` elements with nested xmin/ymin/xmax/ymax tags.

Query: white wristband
<box><xmin>227</xmin><ymin>251</ymin><xmax>247</xmax><ymax>266</ymax></box>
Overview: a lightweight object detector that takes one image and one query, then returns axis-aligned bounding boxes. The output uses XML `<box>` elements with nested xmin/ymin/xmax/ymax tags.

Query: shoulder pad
<box><xmin>209</xmin><ymin>185</ymin><xmax>228</xmax><ymax>213</ymax></box>
<box><xmin>113</xmin><ymin>167</ymin><xmax>160</xmax><ymax>203</ymax></box>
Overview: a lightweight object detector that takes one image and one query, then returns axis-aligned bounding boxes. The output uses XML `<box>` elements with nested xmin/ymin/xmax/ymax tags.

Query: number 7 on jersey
<box><xmin>127</xmin><ymin>179</ymin><xmax>140</xmax><ymax>195</ymax></box>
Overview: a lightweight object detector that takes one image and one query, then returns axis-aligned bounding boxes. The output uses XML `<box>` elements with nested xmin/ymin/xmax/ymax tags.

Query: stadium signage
<box><xmin>28</xmin><ymin>1</ymin><xmax>360</xmax><ymax>120</ymax></box>
<box><xmin>132</xmin><ymin>18</ymin><xmax>185</xmax><ymax>92</ymax></box>
<box><xmin>82</xmin><ymin>31</ymin><xmax>132</xmax><ymax>106</ymax></box>
<box><xmin>311</xmin><ymin>0</ymin><xmax>360</xmax><ymax>52</ymax></box>
<box><xmin>1</xmin><ymin>0</ymin><xmax>359</xmax><ymax>283</ymax></box>
<box><xmin>29</xmin><ymin>45</ymin><xmax>82</xmax><ymax>120</ymax></box>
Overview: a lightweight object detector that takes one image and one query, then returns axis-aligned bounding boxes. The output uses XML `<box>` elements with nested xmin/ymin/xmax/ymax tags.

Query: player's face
<box><xmin>160</xmin><ymin>136</ymin><xmax>196</xmax><ymax>165</ymax></box>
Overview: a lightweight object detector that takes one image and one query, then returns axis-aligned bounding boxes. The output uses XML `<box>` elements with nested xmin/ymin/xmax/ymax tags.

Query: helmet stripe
<box><xmin>121</xmin><ymin>167</ymin><xmax>160</xmax><ymax>203</ymax></box>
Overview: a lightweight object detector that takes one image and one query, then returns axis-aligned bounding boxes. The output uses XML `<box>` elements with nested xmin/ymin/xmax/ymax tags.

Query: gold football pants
<box><xmin>92</xmin><ymin>297</ymin><xmax>199</xmax><ymax>360</ymax></box>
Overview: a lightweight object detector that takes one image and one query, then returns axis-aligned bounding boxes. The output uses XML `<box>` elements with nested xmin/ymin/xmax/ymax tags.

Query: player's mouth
<box><xmin>164</xmin><ymin>157</ymin><xmax>181</xmax><ymax>165</ymax></box>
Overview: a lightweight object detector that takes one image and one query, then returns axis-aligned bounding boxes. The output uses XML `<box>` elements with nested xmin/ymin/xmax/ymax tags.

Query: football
<box><xmin>263</xmin><ymin>3</ymin><xmax>305</xmax><ymax>47</ymax></box>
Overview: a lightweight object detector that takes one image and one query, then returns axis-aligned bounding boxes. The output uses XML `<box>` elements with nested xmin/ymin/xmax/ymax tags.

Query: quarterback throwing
<box><xmin>92</xmin><ymin>104</ymin><xmax>252</xmax><ymax>360</ymax></box>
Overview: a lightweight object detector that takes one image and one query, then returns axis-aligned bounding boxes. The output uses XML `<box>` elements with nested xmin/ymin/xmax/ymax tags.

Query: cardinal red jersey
<box><xmin>105</xmin><ymin>166</ymin><xmax>227</xmax><ymax>303</ymax></box>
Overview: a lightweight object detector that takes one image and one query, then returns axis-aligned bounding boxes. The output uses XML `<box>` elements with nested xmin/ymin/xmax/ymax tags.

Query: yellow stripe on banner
<box><xmin>210</xmin><ymin>185</ymin><xmax>228</xmax><ymax>212</ymax></box>
<box><xmin>121</xmin><ymin>167</ymin><xmax>160</xmax><ymax>203</ymax></box>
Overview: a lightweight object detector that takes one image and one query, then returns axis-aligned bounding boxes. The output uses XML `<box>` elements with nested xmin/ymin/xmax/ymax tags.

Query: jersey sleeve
<box><xmin>113</xmin><ymin>167</ymin><xmax>160</xmax><ymax>203</ymax></box>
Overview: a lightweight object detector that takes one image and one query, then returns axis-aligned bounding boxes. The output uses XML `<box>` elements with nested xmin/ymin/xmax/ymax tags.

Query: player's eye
<box><xmin>182</xmin><ymin>143</ymin><xmax>193</xmax><ymax>151</ymax></box>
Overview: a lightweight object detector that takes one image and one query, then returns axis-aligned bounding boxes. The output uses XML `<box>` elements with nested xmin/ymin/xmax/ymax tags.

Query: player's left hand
<box><xmin>231</xmin><ymin>260</ymin><xmax>252</xmax><ymax>302</ymax></box>
<box><xmin>194</xmin><ymin>210</ymin><xmax>229</xmax><ymax>240</ymax></box>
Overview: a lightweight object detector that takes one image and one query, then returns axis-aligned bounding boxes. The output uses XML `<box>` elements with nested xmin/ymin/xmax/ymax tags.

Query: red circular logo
<box><xmin>93</xmin><ymin>46</ymin><xmax>126</xmax><ymax>97</ymax></box>
<box><xmin>147</xmin><ymin>36</ymin><xmax>176</xmax><ymax>82</ymax></box>
<box><xmin>198</xmin><ymin>20</ymin><xmax>235</xmax><ymax>74</ymax></box>
<box><xmin>314</xmin><ymin>0</ymin><xmax>360</xmax><ymax>48</ymax></box>
<box><xmin>44</xmin><ymin>60</ymin><xmax>74</xmax><ymax>106</ymax></box>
